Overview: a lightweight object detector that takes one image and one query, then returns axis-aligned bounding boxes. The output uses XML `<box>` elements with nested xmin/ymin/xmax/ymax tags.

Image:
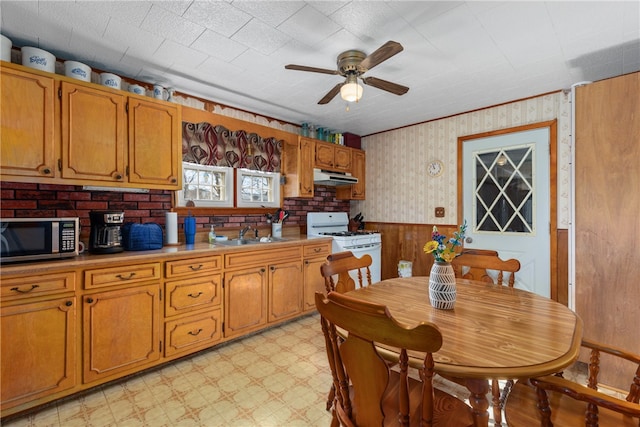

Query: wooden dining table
<box><xmin>343</xmin><ymin>276</ymin><xmax>583</xmax><ymax>427</ymax></box>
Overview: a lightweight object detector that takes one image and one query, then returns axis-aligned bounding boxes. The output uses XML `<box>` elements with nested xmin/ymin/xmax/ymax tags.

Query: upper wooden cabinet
<box><xmin>60</xmin><ymin>82</ymin><xmax>127</xmax><ymax>183</ymax></box>
<box><xmin>1</xmin><ymin>62</ymin><xmax>181</xmax><ymax>190</ymax></box>
<box><xmin>128</xmin><ymin>98</ymin><xmax>181</xmax><ymax>188</ymax></box>
<box><xmin>282</xmin><ymin>136</ymin><xmax>315</xmax><ymax>198</ymax></box>
<box><xmin>314</xmin><ymin>139</ymin><xmax>351</xmax><ymax>172</ymax></box>
<box><xmin>283</xmin><ymin>136</ymin><xmax>365</xmax><ymax>199</ymax></box>
<box><xmin>337</xmin><ymin>148</ymin><xmax>366</xmax><ymax>200</ymax></box>
<box><xmin>0</xmin><ymin>66</ymin><xmax>56</xmax><ymax>179</ymax></box>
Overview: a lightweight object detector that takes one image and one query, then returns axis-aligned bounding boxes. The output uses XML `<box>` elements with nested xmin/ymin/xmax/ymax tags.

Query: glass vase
<box><xmin>428</xmin><ymin>261</ymin><xmax>456</xmax><ymax>310</ymax></box>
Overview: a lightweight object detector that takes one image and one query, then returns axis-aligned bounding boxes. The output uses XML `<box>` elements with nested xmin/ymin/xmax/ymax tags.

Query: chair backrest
<box><xmin>315</xmin><ymin>291</ymin><xmax>443</xmax><ymax>426</ymax></box>
<box><xmin>505</xmin><ymin>338</ymin><xmax>640</xmax><ymax>426</ymax></box>
<box><xmin>320</xmin><ymin>251</ymin><xmax>373</xmax><ymax>294</ymax></box>
<box><xmin>451</xmin><ymin>249</ymin><xmax>520</xmax><ymax>287</ymax></box>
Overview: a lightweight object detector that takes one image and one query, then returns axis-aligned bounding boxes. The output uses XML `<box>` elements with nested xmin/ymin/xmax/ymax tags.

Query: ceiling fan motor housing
<box><xmin>337</xmin><ymin>50</ymin><xmax>367</xmax><ymax>76</ymax></box>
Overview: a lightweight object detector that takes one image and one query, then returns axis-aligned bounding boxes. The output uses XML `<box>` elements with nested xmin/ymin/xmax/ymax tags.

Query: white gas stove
<box><xmin>307</xmin><ymin>212</ymin><xmax>382</xmax><ymax>284</ymax></box>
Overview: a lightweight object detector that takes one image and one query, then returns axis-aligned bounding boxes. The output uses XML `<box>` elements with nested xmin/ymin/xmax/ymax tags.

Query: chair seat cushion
<box><xmin>505</xmin><ymin>380</ymin><xmax>638</xmax><ymax>427</ymax></box>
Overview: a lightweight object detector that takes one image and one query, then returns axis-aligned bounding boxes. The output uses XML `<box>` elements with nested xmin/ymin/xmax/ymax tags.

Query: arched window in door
<box><xmin>473</xmin><ymin>144</ymin><xmax>535</xmax><ymax>234</ymax></box>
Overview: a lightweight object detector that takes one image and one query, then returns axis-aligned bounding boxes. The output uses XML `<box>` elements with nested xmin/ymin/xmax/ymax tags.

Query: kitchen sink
<box><xmin>215</xmin><ymin>237</ymin><xmax>288</xmax><ymax>246</ymax></box>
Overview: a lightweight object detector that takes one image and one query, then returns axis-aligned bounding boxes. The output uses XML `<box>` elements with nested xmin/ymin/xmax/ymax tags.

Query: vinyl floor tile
<box><xmin>3</xmin><ymin>312</ymin><xmax>588</xmax><ymax>427</ymax></box>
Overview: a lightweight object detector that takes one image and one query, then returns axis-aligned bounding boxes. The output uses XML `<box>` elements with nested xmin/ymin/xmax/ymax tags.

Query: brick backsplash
<box><xmin>0</xmin><ymin>181</ymin><xmax>350</xmax><ymax>234</ymax></box>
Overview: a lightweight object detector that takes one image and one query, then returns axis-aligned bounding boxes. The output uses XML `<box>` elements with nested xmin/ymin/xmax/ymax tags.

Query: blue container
<box><xmin>184</xmin><ymin>216</ymin><xmax>196</xmax><ymax>244</ymax></box>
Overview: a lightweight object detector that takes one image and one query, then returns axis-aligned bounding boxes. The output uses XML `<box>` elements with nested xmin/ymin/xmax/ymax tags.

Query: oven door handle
<box><xmin>343</xmin><ymin>243</ymin><xmax>382</xmax><ymax>254</ymax></box>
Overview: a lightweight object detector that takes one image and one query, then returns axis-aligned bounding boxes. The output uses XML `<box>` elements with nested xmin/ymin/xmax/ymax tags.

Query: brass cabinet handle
<box><xmin>87</xmin><ymin>297</ymin><xmax>94</xmax><ymax>303</ymax></box>
<box><xmin>65</xmin><ymin>300</ymin><xmax>73</xmax><ymax>307</ymax></box>
<box><xmin>189</xmin><ymin>264</ymin><xmax>203</xmax><ymax>271</ymax></box>
<box><xmin>187</xmin><ymin>292</ymin><xmax>203</xmax><ymax>298</ymax></box>
<box><xmin>188</xmin><ymin>329</ymin><xmax>203</xmax><ymax>336</ymax></box>
<box><xmin>116</xmin><ymin>272</ymin><xmax>136</xmax><ymax>280</ymax></box>
<box><xmin>314</xmin><ymin>247</ymin><xmax>322</xmax><ymax>252</ymax></box>
<box><xmin>10</xmin><ymin>285</ymin><xmax>39</xmax><ymax>293</ymax></box>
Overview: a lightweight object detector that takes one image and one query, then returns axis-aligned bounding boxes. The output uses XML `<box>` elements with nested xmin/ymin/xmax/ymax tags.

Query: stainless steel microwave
<box><xmin>0</xmin><ymin>217</ymin><xmax>79</xmax><ymax>263</ymax></box>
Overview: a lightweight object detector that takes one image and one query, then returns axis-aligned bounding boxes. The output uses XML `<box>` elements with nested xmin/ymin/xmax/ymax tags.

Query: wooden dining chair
<box><xmin>450</xmin><ymin>249</ymin><xmax>521</xmax><ymax>426</ymax></box>
<box><xmin>320</xmin><ymin>251</ymin><xmax>373</xmax><ymax>294</ymax></box>
<box><xmin>315</xmin><ymin>291</ymin><xmax>474</xmax><ymax>427</ymax></box>
<box><xmin>319</xmin><ymin>251</ymin><xmax>374</xmax><ymax>411</ymax></box>
<box><xmin>504</xmin><ymin>338</ymin><xmax>640</xmax><ymax>426</ymax></box>
<box><xmin>451</xmin><ymin>249</ymin><xmax>521</xmax><ymax>287</ymax></box>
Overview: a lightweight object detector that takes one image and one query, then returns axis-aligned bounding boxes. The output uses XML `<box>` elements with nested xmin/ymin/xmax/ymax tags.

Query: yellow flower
<box><xmin>423</xmin><ymin>241</ymin><xmax>439</xmax><ymax>254</ymax></box>
<box><xmin>441</xmin><ymin>250</ymin><xmax>457</xmax><ymax>263</ymax></box>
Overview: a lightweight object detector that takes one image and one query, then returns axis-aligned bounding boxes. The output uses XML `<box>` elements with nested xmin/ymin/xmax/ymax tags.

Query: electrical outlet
<box><xmin>435</xmin><ymin>207</ymin><xmax>445</xmax><ymax>217</ymax></box>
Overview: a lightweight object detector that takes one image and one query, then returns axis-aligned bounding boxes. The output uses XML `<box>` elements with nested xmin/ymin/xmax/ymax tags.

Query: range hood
<box><xmin>313</xmin><ymin>169</ymin><xmax>358</xmax><ymax>186</ymax></box>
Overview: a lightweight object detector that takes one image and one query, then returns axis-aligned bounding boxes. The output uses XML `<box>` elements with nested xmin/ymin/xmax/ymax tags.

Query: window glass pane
<box><xmin>473</xmin><ymin>144</ymin><xmax>534</xmax><ymax>234</ymax></box>
<box><xmin>176</xmin><ymin>162</ymin><xmax>233</xmax><ymax>207</ymax></box>
<box><xmin>236</xmin><ymin>169</ymin><xmax>280</xmax><ymax>208</ymax></box>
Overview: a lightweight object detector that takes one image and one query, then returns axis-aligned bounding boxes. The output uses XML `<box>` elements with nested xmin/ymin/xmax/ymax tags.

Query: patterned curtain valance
<box><xmin>182</xmin><ymin>122</ymin><xmax>282</xmax><ymax>172</ymax></box>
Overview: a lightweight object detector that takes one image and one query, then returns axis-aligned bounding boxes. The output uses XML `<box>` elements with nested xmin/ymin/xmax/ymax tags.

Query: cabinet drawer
<box><xmin>84</xmin><ymin>262</ymin><xmax>161</xmax><ymax>289</ymax></box>
<box><xmin>165</xmin><ymin>275</ymin><xmax>222</xmax><ymax>317</ymax></box>
<box><xmin>225</xmin><ymin>247</ymin><xmax>301</xmax><ymax>269</ymax></box>
<box><xmin>165</xmin><ymin>255</ymin><xmax>222</xmax><ymax>279</ymax></box>
<box><xmin>1</xmin><ymin>271</ymin><xmax>75</xmax><ymax>300</ymax></box>
<box><xmin>303</xmin><ymin>242</ymin><xmax>331</xmax><ymax>258</ymax></box>
<box><xmin>164</xmin><ymin>309</ymin><xmax>222</xmax><ymax>357</ymax></box>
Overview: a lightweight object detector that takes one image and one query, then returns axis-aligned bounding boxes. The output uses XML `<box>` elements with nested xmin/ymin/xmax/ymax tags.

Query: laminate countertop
<box><xmin>0</xmin><ymin>235</ymin><xmax>333</xmax><ymax>276</ymax></box>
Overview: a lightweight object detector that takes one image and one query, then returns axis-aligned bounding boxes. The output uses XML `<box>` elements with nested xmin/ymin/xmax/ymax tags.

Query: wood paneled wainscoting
<box><xmin>367</xmin><ymin>222</ymin><xmax>569</xmax><ymax>305</ymax></box>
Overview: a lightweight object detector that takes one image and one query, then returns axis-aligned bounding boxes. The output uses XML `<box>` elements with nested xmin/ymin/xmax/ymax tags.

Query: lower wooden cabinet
<box><xmin>82</xmin><ymin>284</ymin><xmax>161</xmax><ymax>383</ymax></box>
<box><xmin>1</xmin><ymin>297</ymin><xmax>76</xmax><ymax>410</ymax></box>
<box><xmin>268</xmin><ymin>261</ymin><xmax>303</xmax><ymax>322</ymax></box>
<box><xmin>224</xmin><ymin>266</ymin><xmax>268</xmax><ymax>338</ymax></box>
<box><xmin>302</xmin><ymin>241</ymin><xmax>331</xmax><ymax>312</ymax></box>
<box><xmin>164</xmin><ymin>309</ymin><xmax>222</xmax><ymax>357</ymax></box>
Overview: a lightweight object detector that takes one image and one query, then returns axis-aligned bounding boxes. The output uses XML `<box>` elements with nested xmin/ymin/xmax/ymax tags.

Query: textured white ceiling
<box><xmin>1</xmin><ymin>1</ymin><xmax>638</xmax><ymax>136</ymax></box>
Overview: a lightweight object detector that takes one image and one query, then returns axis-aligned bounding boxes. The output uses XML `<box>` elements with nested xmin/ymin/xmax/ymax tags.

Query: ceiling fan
<box><xmin>285</xmin><ymin>40</ymin><xmax>409</xmax><ymax>105</ymax></box>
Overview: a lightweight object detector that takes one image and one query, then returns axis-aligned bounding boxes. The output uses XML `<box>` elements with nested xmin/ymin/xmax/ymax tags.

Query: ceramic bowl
<box><xmin>21</xmin><ymin>46</ymin><xmax>55</xmax><ymax>72</ymax></box>
<box><xmin>64</xmin><ymin>60</ymin><xmax>91</xmax><ymax>82</ymax></box>
<box><xmin>1</xmin><ymin>34</ymin><xmax>11</xmax><ymax>62</ymax></box>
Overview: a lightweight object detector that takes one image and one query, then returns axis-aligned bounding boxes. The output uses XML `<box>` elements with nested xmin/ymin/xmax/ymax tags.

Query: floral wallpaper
<box><xmin>354</xmin><ymin>92</ymin><xmax>572</xmax><ymax>228</ymax></box>
<box><xmin>182</xmin><ymin>122</ymin><xmax>282</xmax><ymax>172</ymax></box>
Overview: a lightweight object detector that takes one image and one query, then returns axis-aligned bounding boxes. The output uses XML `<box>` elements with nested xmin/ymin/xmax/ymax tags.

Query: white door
<box><xmin>462</xmin><ymin>127</ymin><xmax>550</xmax><ymax>297</ymax></box>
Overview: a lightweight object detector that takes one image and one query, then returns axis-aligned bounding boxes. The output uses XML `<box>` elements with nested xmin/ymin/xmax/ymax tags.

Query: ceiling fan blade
<box><xmin>318</xmin><ymin>83</ymin><xmax>342</xmax><ymax>104</ymax></box>
<box><xmin>285</xmin><ymin>64</ymin><xmax>339</xmax><ymax>75</ymax></box>
<box><xmin>361</xmin><ymin>76</ymin><xmax>409</xmax><ymax>96</ymax></box>
<box><xmin>359</xmin><ymin>40</ymin><xmax>403</xmax><ymax>71</ymax></box>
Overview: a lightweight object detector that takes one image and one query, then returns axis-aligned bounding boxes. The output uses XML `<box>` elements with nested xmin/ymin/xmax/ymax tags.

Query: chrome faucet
<box><xmin>239</xmin><ymin>226</ymin><xmax>252</xmax><ymax>240</ymax></box>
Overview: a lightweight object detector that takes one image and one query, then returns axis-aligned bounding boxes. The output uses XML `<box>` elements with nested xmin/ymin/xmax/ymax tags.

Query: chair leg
<box><xmin>326</xmin><ymin>383</ymin><xmax>335</xmax><ymax>411</ymax></box>
<box><xmin>492</xmin><ymin>379</ymin><xmax>503</xmax><ymax>427</ymax></box>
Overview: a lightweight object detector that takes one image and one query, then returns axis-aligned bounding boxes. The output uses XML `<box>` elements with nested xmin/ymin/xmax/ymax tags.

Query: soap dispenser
<box><xmin>208</xmin><ymin>225</ymin><xmax>216</xmax><ymax>243</ymax></box>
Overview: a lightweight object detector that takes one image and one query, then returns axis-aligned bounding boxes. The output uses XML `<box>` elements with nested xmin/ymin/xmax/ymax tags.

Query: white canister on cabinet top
<box><xmin>64</xmin><ymin>60</ymin><xmax>91</xmax><ymax>82</ymax></box>
<box><xmin>1</xmin><ymin>34</ymin><xmax>12</xmax><ymax>62</ymax></box>
<box><xmin>21</xmin><ymin>46</ymin><xmax>55</xmax><ymax>73</ymax></box>
<box><xmin>100</xmin><ymin>72</ymin><xmax>121</xmax><ymax>90</ymax></box>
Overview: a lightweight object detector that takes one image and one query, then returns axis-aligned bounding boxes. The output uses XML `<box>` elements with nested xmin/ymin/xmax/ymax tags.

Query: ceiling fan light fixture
<box><xmin>340</xmin><ymin>75</ymin><xmax>363</xmax><ymax>102</ymax></box>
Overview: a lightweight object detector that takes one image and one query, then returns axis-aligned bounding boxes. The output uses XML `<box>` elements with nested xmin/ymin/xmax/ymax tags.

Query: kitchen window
<box><xmin>177</xmin><ymin>162</ymin><xmax>233</xmax><ymax>207</ymax></box>
<box><xmin>236</xmin><ymin>168</ymin><xmax>280</xmax><ymax>208</ymax></box>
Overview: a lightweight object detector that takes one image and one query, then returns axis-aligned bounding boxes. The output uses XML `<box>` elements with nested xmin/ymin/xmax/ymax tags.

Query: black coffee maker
<box><xmin>89</xmin><ymin>211</ymin><xmax>124</xmax><ymax>253</ymax></box>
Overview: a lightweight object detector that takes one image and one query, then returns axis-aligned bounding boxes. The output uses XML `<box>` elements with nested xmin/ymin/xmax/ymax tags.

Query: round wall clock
<box><xmin>428</xmin><ymin>160</ymin><xmax>444</xmax><ymax>177</ymax></box>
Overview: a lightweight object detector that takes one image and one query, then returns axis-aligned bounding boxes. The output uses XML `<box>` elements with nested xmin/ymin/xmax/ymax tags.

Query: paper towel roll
<box><xmin>165</xmin><ymin>212</ymin><xmax>178</xmax><ymax>245</ymax></box>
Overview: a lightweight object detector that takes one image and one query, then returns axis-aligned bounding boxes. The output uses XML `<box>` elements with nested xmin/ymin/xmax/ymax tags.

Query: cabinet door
<box><xmin>83</xmin><ymin>284</ymin><xmax>160</xmax><ymax>383</ymax></box>
<box><xmin>299</xmin><ymin>137</ymin><xmax>315</xmax><ymax>196</ymax></box>
<box><xmin>128</xmin><ymin>98</ymin><xmax>181</xmax><ymax>189</ymax></box>
<box><xmin>0</xmin><ymin>66</ymin><xmax>56</xmax><ymax>179</ymax></box>
<box><xmin>303</xmin><ymin>257</ymin><xmax>327</xmax><ymax>312</ymax></box>
<box><xmin>315</xmin><ymin>141</ymin><xmax>335</xmax><ymax>169</ymax></box>
<box><xmin>337</xmin><ymin>149</ymin><xmax>365</xmax><ymax>200</ymax></box>
<box><xmin>60</xmin><ymin>82</ymin><xmax>127</xmax><ymax>182</ymax></box>
<box><xmin>268</xmin><ymin>260</ymin><xmax>303</xmax><ymax>322</ymax></box>
<box><xmin>224</xmin><ymin>267</ymin><xmax>267</xmax><ymax>338</ymax></box>
<box><xmin>1</xmin><ymin>297</ymin><xmax>76</xmax><ymax>410</ymax></box>
<box><xmin>334</xmin><ymin>145</ymin><xmax>352</xmax><ymax>172</ymax></box>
